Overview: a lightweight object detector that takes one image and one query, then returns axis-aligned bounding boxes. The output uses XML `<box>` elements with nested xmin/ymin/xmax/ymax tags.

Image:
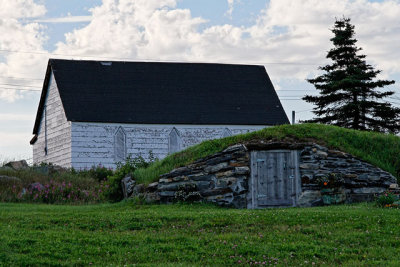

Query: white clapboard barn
<box><xmin>30</xmin><ymin>59</ymin><xmax>289</xmax><ymax>169</ymax></box>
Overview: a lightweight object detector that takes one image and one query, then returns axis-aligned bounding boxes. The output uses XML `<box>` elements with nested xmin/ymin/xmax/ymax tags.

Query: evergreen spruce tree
<box><xmin>303</xmin><ymin>17</ymin><xmax>400</xmax><ymax>133</ymax></box>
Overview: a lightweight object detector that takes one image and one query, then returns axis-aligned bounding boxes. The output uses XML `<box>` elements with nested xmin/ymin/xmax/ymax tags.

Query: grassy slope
<box><xmin>0</xmin><ymin>202</ymin><xmax>399</xmax><ymax>266</ymax></box>
<box><xmin>134</xmin><ymin>124</ymin><xmax>400</xmax><ymax>184</ymax></box>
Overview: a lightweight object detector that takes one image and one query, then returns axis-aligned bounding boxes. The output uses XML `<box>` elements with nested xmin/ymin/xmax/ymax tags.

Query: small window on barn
<box><xmin>169</xmin><ymin>128</ymin><xmax>181</xmax><ymax>154</ymax></box>
<box><xmin>222</xmin><ymin>128</ymin><xmax>232</xmax><ymax>138</ymax></box>
<box><xmin>114</xmin><ymin>127</ymin><xmax>126</xmax><ymax>162</ymax></box>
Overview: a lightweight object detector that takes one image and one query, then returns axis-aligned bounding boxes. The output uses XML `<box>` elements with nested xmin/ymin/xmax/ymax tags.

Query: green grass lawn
<box><xmin>1</xmin><ymin>202</ymin><xmax>400</xmax><ymax>266</ymax></box>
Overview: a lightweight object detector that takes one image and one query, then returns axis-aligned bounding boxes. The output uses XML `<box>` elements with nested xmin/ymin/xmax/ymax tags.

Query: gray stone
<box><xmin>159</xmin><ymin>191</ymin><xmax>176</xmax><ymax>197</ymax></box>
<box><xmin>357</xmin><ymin>174</ymin><xmax>380</xmax><ymax>181</ymax></box>
<box><xmin>299</xmin><ymin>163</ymin><xmax>319</xmax><ymax>170</ymax></box>
<box><xmin>157</xmin><ymin>181</ymin><xmax>195</xmax><ymax>191</ymax></box>
<box><xmin>346</xmin><ymin>193</ymin><xmax>375</xmax><ymax>203</ymax></box>
<box><xmin>232</xmin><ymin>178</ymin><xmax>248</xmax><ymax>195</ymax></box>
<box><xmin>223</xmin><ymin>144</ymin><xmax>246</xmax><ymax>153</ymax></box>
<box><xmin>188</xmin><ymin>174</ymin><xmax>215</xmax><ymax>181</ymax></box>
<box><xmin>216</xmin><ymin>170</ymin><xmax>234</xmax><ymax>178</ymax></box>
<box><xmin>389</xmin><ymin>183</ymin><xmax>399</xmax><ymax>189</ymax></box>
<box><xmin>201</xmin><ymin>188</ymin><xmax>232</xmax><ymax>197</ymax></box>
<box><xmin>4</xmin><ymin>160</ymin><xmax>28</xmax><ymax>170</ymax></box>
<box><xmin>205</xmin><ymin>154</ymin><xmax>234</xmax><ymax>165</ymax></box>
<box><xmin>146</xmin><ymin>182</ymin><xmax>159</xmax><ymax>192</ymax></box>
<box><xmin>204</xmin><ymin>162</ymin><xmax>229</xmax><ymax>173</ymax></box>
<box><xmin>235</xmin><ymin>166</ymin><xmax>250</xmax><ymax>175</ymax></box>
<box><xmin>121</xmin><ymin>176</ymin><xmax>136</xmax><ymax>199</ymax></box>
<box><xmin>231</xmin><ymin>194</ymin><xmax>247</xmax><ymax>208</ymax></box>
<box><xmin>297</xmin><ymin>190</ymin><xmax>322</xmax><ymax>207</ymax></box>
<box><xmin>172</xmin><ymin>176</ymin><xmax>188</xmax><ymax>182</ymax></box>
<box><xmin>328</xmin><ymin>150</ymin><xmax>348</xmax><ymax>158</ymax></box>
<box><xmin>313</xmin><ymin>144</ymin><xmax>328</xmax><ymax>152</ymax></box>
<box><xmin>133</xmin><ymin>184</ymin><xmax>145</xmax><ymax>195</ymax></box>
<box><xmin>206</xmin><ymin>192</ymin><xmax>234</xmax><ymax>206</ymax></box>
<box><xmin>352</xmin><ymin>187</ymin><xmax>386</xmax><ymax>194</ymax></box>
<box><xmin>195</xmin><ymin>181</ymin><xmax>212</xmax><ymax>191</ymax></box>
<box><xmin>215</xmin><ymin>177</ymin><xmax>237</xmax><ymax>188</ymax></box>
<box><xmin>144</xmin><ymin>192</ymin><xmax>160</xmax><ymax>203</ymax></box>
<box><xmin>316</xmin><ymin>150</ymin><xmax>328</xmax><ymax>158</ymax></box>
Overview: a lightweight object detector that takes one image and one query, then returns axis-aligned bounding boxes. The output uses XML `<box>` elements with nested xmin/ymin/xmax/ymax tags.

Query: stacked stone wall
<box><xmin>130</xmin><ymin>142</ymin><xmax>398</xmax><ymax>208</ymax></box>
<box><xmin>298</xmin><ymin>144</ymin><xmax>397</xmax><ymax>206</ymax></box>
<box><xmin>157</xmin><ymin>144</ymin><xmax>250</xmax><ymax>208</ymax></box>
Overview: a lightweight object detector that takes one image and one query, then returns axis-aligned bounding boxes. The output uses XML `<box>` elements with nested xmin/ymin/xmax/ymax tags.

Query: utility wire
<box><xmin>0</xmin><ymin>75</ymin><xmax>43</xmax><ymax>81</ymax></box>
<box><xmin>0</xmin><ymin>87</ymin><xmax>41</xmax><ymax>92</ymax></box>
<box><xmin>0</xmin><ymin>83</ymin><xmax>42</xmax><ymax>88</ymax></box>
<box><xmin>0</xmin><ymin>48</ymin><xmax>323</xmax><ymax>66</ymax></box>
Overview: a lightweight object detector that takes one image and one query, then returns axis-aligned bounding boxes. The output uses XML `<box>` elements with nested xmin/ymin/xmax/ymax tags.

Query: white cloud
<box><xmin>35</xmin><ymin>16</ymin><xmax>92</xmax><ymax>23</ymax></box>
<box><xmin>0</xmin><ymin>0</ymin><xmax>48</xmax><ymax>102</ymax></box>
<box><xmin>0</xmin><ymin>0</ymin><xmax>46</xmax><ymax>18</ymax></box>
<box><xmin>225</xmin><ymin>0</ymin><xmax>236</xmax><ymax>18</ymax></box>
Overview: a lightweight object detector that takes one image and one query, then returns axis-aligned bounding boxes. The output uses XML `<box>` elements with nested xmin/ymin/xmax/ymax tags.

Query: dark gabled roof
<box><xmin>32</xmin><ymin>59</ymin><xmax>289</xmax><ymax>135</ymax></box>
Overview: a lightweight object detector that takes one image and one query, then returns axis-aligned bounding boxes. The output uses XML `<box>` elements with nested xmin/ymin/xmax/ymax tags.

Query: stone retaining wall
<box><xmin>130</xmin><ymin>142</ymin><xmax>398</xmax><ymax>208</ymax></box>
<box><xmin>298</xmin><ymin>144</ymin><xmax>397</xmax><ymax>206</ymax></box>
<box><xmin>157</xmin><ymin>144</ymin><xmax>250</xmax><ymax>208</ymax></box>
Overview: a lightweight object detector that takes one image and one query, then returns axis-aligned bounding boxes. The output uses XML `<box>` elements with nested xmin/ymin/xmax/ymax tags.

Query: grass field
<box><xmin>1</xmin><ymin>202</ymin><xmax>399</xmax><ymax>266</ymax></box>
<box><xmin>133</xmin><ymin>124</ymin><xmax>400</xmax><ymax>185</ymax></box>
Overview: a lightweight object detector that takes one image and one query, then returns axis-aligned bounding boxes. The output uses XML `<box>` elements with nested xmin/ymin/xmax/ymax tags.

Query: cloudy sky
<box><xmin>1</xmin><ymin>0</ymin><xmax>400</xmax><ymax>161</ymax></box>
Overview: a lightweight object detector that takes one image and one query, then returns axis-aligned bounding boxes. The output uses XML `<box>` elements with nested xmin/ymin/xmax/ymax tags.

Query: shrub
<box><xmin>4</xmin><ymin>180</ymin><xmax>107</xmax><ymax>204</ymax></box>
<box><xmin>375</xmin><ymin>192</ymin><xmax>398</xmax><ymax>207</ymax></box>
<box><xmin>103</xmin><ymin>153</ymin><xmax>156</xmax><ymax>202</ymax></box>
<box><xmin>75</xmin><ymin>164</ymin><xmax>114</xmax><ymax>182</ymax></box>
<box><xmin>0</xmin><ymin>165</ymin><xmax>107</xmax><ymax>204</ymax></box>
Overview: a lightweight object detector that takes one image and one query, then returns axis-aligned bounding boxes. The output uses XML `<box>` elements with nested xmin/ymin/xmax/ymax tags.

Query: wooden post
<box><xmin>292</xmin><ymin>110</ymin><xmax>295</xmax><ymax>125</ymax></box>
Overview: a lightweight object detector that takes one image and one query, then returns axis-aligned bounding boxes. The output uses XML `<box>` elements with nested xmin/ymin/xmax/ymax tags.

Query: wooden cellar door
<box><xmin>249</xmin><ymin>150</ymin><xmax>300</xmax><ymax>208</ymax></box>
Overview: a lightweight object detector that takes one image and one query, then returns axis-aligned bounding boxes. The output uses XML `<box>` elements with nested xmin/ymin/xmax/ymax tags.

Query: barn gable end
<box><xmin>31</xmin><ymin>71</ymin><xmax>71</xmax><ymax>168</ymax></box>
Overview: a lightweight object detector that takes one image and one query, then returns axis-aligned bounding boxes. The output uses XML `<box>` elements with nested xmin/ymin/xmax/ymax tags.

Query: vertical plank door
<box><xmin>251</xmin><ymin>150</ymin><xmax>299</xmax><ymax>207</ymax></box>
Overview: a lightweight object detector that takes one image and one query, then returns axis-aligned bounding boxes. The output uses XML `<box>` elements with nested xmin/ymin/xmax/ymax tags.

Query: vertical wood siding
<box><xmin>70</xmin><ymin>122</ymin><xmax>267</xmax><ymax>170</ymax></box>
<box><xmin>32</xmin><ymin>72</ymin><xmax>71</xmax><ymax>167</ymax></box>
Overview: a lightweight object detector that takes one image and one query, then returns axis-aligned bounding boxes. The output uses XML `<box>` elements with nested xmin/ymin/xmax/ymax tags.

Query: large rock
<box><xmin>4</xmin><ymin>160</ymin><xmax>28</xmax><ymax>170</ymax></box>
<box><xmin>121</xmin><ymin>176</ymin><xmax>136</xmax><ymax>199</ymax></box>
<box><xmin>298</xmin><ymin>190</ymin><xmax>323</xmax><ymax>207</ymax></box>
<box><xmin>352</xmin><ymin>187</ymin><xmax>386</xmax><ymax>194</ymax></box>
<box><xmin>146</xmin><ymin>182</ymin><xmax>159</xmax><ymax>192</ymax></box>
<box><xmin>144</xmin><ymin>192</ymin><xmax>160</xmax><ymax>203</ymax></box>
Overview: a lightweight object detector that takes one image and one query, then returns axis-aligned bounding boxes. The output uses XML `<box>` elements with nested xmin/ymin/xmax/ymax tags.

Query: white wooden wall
<box><xmin>70</xmin><ymin>122</ymin><xmax>267</xmax><ymax>170</ymax></box>
<box><xmin>32</xmin><ymin>73</ymin><xmax>72</xmax><ymax>168</ymax></box>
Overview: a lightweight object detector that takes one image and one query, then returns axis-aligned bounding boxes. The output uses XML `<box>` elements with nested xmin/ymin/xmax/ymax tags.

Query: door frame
<box><xmin>247</xmin><ymin>150</ymin><xmax>301</xmax><ymax>209</ymax></box>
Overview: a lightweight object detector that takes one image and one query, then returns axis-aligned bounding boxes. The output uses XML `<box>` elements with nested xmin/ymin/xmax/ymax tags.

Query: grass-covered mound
<box><xmin>134</xmin><ymin>124</ymin><xmax>400</xmax><ymax>184</ymax></box>
<box><xmin>1</xmin><ymin>202</ymin><xmax>400</xmax><ymax>265</ymax></box>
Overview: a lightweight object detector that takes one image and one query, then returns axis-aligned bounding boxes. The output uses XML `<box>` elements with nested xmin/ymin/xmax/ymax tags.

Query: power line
<box><xmin>0</xmin><ymin>75</ymin><xmax>43</xmax><ymax>81</ymax></box>
<box><xmin>0</xmin><ymin>87</ymin><xmax>41</xmax><ymax>92</ymax></box>
<box><xmin>0</xmin><ymin>48</ymin><xmax>323</xmax><ymax>66</ymax></box>
<box><xmin>0</xmin><ymin>83</ymin><xmax>42</xmax><ymax>88</ymax></box>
